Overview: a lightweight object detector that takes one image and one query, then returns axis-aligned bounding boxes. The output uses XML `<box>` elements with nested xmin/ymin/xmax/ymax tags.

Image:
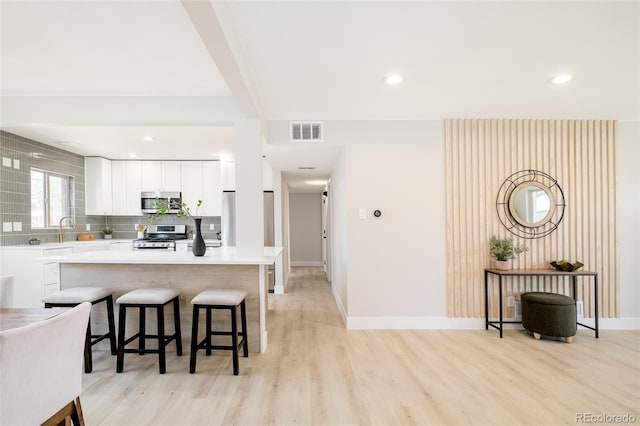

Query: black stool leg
<box><xmin>205</xmin><ymin>308</ymin><xmax>212</xmax><ymax>356</ymax></box>
<box><xmin>190</xmin><ymin>305</ymin><xmax>200</xmax><ymax>374</ymax></box>
<box><xmin>84</xmin><ymin>319</ymin><xmax>93</xmax><ymax>373</ymax></box>
<box><xmin>106</xmin><ymin>295</ymin><xmax>117</xmax><ymax>355</ymax></box>
<box><xmin>157</xmin><ymin>306</ymin><xmax>166</xmax><ymax>374</ymax></box>
<box><xmin>173</xmin><ymin>296</ymin><xmax>182</xmax><ymax>356</ymax></box>
<box><xmin>116</xmin><ymin>305</ymin><xmax>127</xmax><ymax>373</ymax></box>
<box><xmin>231</xmin><ymin>305</ymin><xmax>239</xmax><ymax>376</ymax></box>
<box><xmin>139</xmin><ymin>307</ymin><xmax>146</xmax><ymax>355</ymax></box>
<box><xmin>240</xmin><ymin>300</ymin><xmax>249</xmax><ymax>358</ymax></box>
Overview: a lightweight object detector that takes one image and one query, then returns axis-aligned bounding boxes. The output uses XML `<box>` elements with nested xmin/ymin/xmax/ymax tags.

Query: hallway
<box><xmin>82</xmin><ymin>267</ymin><xmax>639</xmax><ymax>425</ymax></box>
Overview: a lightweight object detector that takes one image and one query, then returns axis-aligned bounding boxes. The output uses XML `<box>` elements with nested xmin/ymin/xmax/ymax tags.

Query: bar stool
<box><xmin>115</xmin><ymin>288</ymin><xmax>182</xmax><ymax>374</ymax></box>
<box><xmin>42</xmin><ymin>286</ymin><xmax>117</xmax><ymax>373</ymax></box>
<box><xmin>190</xmin><ymin>289</ymin><xmax>249</xmax><ymax>375</ymax></box>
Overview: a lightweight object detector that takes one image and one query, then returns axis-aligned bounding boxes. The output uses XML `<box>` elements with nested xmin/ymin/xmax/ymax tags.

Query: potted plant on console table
<box><xmin>489</xmin><ymin>235</ymin><xmax>528</xmax><ymax>270</ymax></box>
<box><xmin>148</xmin><ymin>199</ymin><xmax>206</xmax><ymax>256</ymax></box>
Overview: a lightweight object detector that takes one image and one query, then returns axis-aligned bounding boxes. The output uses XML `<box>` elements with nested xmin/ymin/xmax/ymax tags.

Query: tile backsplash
<box><xmin>1</xmin><ymin>131</ymin><xmax>220</xmax><ymax>245</ymax></box>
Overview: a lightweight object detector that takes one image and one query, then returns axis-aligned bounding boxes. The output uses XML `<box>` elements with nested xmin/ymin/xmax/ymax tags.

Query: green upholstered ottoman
<box><xmin>521</xmin><ymin>292</ymin><xmax>576</xmax><ymax>343</ymax></box>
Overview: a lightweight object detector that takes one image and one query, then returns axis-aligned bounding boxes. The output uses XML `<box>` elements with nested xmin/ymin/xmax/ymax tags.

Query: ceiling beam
<box><xmin>181</xmin><ymin>0</ymin><xmax>261</xmax><ymax>119</ymax></box>
<box><xmin>0</xmin><ymin>96</ymin><xmax>240</xmax><ymax>126</ymax></box>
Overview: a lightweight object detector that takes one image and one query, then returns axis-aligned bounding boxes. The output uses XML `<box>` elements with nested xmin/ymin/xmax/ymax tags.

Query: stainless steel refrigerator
<box><xmin>221</xmin><ymin>191</ymin><xmax>275</xmax><ymax>290</ymax></box>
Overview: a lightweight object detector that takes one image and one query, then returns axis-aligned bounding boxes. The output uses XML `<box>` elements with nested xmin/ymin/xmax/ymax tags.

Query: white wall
<box><xmin>618</xmin><ymin>121</ymin><xmax>640</xmax><ymax>318</ymax></box>
<box><xmin>330</xmin><ymin>148</ymin><xmax>348</xmax><ymax>322</ymax></box>
<box><xmin>289</xmin><ymin>193</ymin><xmax>323</xmax><ymax>266</ymax></box>
<box><xmin>269</xmin><ymin>119</ymin><xmax>640</xmax><ymax>327</ymax></box>
<box><xmin>339</xmin><ymin>121</ymin><xmax>447</xmax><ymax>322</ymax></box>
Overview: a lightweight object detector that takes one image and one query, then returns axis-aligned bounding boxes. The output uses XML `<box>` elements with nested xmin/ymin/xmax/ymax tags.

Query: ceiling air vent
<box><xmin>290</xmin><ymin>122</ymin><xmax>323</xmax><ymax>143</ymax></box>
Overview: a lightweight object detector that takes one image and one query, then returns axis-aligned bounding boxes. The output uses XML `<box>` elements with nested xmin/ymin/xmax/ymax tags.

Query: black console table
<box><xmin>484</xmin><ymin>268</ymin><xmax>599</xmax><ymax>338</ymax></box>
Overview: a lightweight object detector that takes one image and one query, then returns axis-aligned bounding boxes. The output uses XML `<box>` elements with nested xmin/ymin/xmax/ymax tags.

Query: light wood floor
<box><xmin>82</xmin><ymin>267</ymin><xmax>639</xmax><ymax>426</ymax></box>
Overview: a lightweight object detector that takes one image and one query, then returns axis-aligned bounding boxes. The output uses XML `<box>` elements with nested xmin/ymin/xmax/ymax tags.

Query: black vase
<box><xmin>192</xmin><ymin>218</ymin><xmax>206</xmax><ymax>257</ymax></box>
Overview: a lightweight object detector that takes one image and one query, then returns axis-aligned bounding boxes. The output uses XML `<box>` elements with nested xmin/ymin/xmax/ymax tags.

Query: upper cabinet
<box><xmin>202</xmin><ymin>161</ymin><xmax>222</xmax><ymax>216</ymax></box>
<box><xmin>162</xmin><ymin>161</ymin><xmax>181</xmax><ymax>191</ymax></box>
<box><xmin>85</xmin><ymin>157</ymin><xmax>113</xmax><ymax>215</ymax></box>
<box><xmin>112</xmin><ymin>161</ymin><xmax>142</xmax><ymax>216</ymax></box>
<box><xmin>180</xmin><ymin>161</ymin><xmax>222</xmax><ymax>217</ymax></box>
<box><xmin>141</xmin><ymin>161</ymin><xmax>181</xmax><ymax>192</ymax></box>
<box><xmin>85</xmin><ymin>159</ymin><xmax>224</xmax><ymax>217</ymax></box>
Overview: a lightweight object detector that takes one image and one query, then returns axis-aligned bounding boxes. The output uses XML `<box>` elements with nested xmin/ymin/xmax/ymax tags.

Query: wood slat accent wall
<box><xmin>445</xmin><ymin>119</ymin><xmax>618</xmax><ymax>318</ymax></box>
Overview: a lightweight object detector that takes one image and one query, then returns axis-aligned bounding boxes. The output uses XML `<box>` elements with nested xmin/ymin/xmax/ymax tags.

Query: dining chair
<box><xmin>0</xmin><ymin>275</ymin><xmax>14</xmax><ymax>308</ymax></box>
<box><xmin>0</xmin><ymin>302</ymin><xmax>91</xmax><ymax>425</ymax></box>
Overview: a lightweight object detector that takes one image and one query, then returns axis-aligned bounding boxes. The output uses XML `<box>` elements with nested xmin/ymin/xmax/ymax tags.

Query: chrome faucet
<box><xmin>58</xmin><ymin>216</ymin><xmax>76</xmax><ymax>243</ymax></box>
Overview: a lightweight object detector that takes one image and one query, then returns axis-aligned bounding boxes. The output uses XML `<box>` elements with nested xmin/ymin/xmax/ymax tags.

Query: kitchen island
<box><xmin>38</xmin><ymin>247</ymin><xmax>283</xmax><ymax>353</ymax></box>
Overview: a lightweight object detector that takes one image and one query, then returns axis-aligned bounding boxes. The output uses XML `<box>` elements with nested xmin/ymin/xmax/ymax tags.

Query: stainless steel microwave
<box><xmin>140</xmin><ymin>192</ymin><xmax>182</xmax><ymax>214</ymax></box>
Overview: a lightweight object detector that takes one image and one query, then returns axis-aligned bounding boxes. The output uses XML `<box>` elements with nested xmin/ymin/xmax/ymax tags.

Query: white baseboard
<box><xmin>345</xmin><ymin>316</ymin><xmax>640</xmax><ymax>330</ymax></box>
<box><xmin>291</xmin><ymin>261</ymin><xmax>324</xmax><ymax>267</ymax></box>
<box><xmin>332</xmin><ymin>286</ymin><xmax>347</xmax><ymax>327</ymax></box>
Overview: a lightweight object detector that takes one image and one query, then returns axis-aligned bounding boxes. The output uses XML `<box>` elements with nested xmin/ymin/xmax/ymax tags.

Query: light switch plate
<box><xmin>359</xmin><ymin>208</ymin><xmax>366</xmax><ymax>220</ymax></box>
<box><xmin>209</xmin><ymin>224</ymin><xmax>215</xmax><ymax>230</ymax></box>
<box><xmin>2</xmin><ymin>157</ymin><xmax>11</xmax><ymax>168</ymax></box>
<box><xmin>13</xmin><ymin>159</ymin><xmax>20</xmax><ymax>169</ymax></box>
<box><xmin>3</xmin><ymin>222</ymin><xmax>12</xmax><ymax>232</ymax></box>
<box><xmin>86</xmin><ymin>224</ymin><xmax>91</xmax><ymax>231</ymax></box>
<box><xmin>12</xmin><ymin>222</ymin><xmax>22</xmax><ymax>232</ymax></box>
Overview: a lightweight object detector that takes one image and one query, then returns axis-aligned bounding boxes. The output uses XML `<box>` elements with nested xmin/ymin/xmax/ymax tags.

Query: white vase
<box><xmin>495</xmin><ymin>260</ymin><xmax>510</xmax><ymax>270</ymax></box>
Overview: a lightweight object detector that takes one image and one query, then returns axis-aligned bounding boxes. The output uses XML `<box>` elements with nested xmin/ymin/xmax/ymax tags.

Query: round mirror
<box><xmin>496</xmin><ymin>170</ymin><xmax>566</xmax><ymax>239</ymax></box>
<box><xmin>508</xmin><ymin>182</ymin><xmax>555</xmax><ymax>227</ymax></box>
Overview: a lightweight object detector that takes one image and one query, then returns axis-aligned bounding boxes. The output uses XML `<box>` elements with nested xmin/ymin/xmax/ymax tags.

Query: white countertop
<box><xmin>0</xmin><ymin>239</ymin><xmax>132</xmax><ymax>251</ymax></box>
<box><xmin>36</xmin><ymin>246</ymin><xmax>283</xmax><ymax>265</ymax></box>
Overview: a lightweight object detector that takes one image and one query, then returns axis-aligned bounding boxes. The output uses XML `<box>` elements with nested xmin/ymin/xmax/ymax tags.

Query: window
<box><xmin>31</xmin><ymin>168</ymin><xmax>75</xmax><ymax>228</ymax></box>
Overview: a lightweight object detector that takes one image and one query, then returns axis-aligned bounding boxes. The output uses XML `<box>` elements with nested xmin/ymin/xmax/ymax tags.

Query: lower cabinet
<box><xmin>0</xmin><ymin>247</ymin><xmax>73</xmax><ymax>308</ymax></box>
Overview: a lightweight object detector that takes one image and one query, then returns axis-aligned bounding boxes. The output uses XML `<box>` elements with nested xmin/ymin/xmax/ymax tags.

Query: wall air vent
<box><xmin>290</xmin><ymin>122</ymin><xmax>323</xmax><ymax>143</ymax></box>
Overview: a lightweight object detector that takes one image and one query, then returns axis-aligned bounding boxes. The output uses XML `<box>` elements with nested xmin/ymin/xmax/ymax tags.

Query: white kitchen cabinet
<box><xmin>112</xmin><ymin>161</ymin><xmax>142</xmax><ymax>216</ymax></box>
<box><xmin>162</xmin><ymin>161</ymin><xmax>182</xmax><ymax>191</ymax></box>
<box><xmin>85</xmin><ymin>157</ymin><xmax>113</xmax><ymax>215</ymax></box>
<box><xmin>181</xmin><ymin>161</ymin><xmax>204</xmax><ymax>215</ymax></box>
<box><xmin>141</xmin><ymin>161</ymin><xmax>162</xmax><ymax>191</ymax></box>
<box><xmin>141</xmin><ymin>161</ymin><xmax>181</xmax><ymax>192</ymax></box>
<box><xmin>181</xmin><ymin>161</ymin><xmax>222</xmax><ymax>216</ymax></box>
<box><xmin>0</xmin><ymin>246</ymin><xmax>73</xmax><ymax>307</ymax></box>
<box><xmin>202</xmin><ymin>161</ymin><xmax>222</xmax><ymax>216</ymax></box>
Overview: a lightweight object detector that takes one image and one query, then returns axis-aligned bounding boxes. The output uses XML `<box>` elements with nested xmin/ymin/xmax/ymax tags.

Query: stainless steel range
<box><xmin>132</xmin><ymin>224</ymin><xmax>188</xmax><ymax>251</ymax></box>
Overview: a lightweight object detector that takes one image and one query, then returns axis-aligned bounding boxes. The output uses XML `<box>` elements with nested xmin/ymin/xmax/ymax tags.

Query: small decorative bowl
<box><xmin>28</xmin><ymin>239</ymin><xmax>41</xmax><ymax>245</ymax></box>
<box><xmin>550</xmin><ymin>260</ymin><xmax>584</xmax><ymax>272</ymax></box>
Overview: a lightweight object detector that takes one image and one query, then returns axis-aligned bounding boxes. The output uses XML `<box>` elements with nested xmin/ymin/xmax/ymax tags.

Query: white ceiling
<box><xmin>1</xmin><ymin>1</ymin><xmax>638</xmax><ymax>191</ymax></box>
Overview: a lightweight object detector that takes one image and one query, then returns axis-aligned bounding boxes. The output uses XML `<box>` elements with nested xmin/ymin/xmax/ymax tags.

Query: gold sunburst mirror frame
<box><xmin>496</xmin><ymin>170</ymin><xmax>566</xmax><ymax>239</ymax></box>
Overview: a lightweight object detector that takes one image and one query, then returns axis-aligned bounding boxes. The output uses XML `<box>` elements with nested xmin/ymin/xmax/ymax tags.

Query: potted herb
<box><xmin>489</xmin><ymin>235</ymin><xmax>528</xmax><ymax>270</ymax></box>
<box><xmin>102</xmin><ymin>226</ymin><xmax>114</xmax><ymax>240</ymax></box>
<box><xmin>148</xmin><ymin>199</ymin><xmax>206</xmax><ymax>256</ymax></box>
<box><xmin>28</xmin><ymin>237</ymin><xmax>41</xmax><ymax>246</ymax></box>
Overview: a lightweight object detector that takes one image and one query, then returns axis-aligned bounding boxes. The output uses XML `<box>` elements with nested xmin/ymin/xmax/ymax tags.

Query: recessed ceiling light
<box><xmin>306</xmin><ymin>180</ymin><xmax>327</xmax><ymax>186</ymax></box>
<box><xmin>385</xmin><ymin>74</ymin><xmax>404</xmax><ymax>85</ymax></box>
<box><xmin>297</xmin><ymin>166</ymin><xmax>316</xmax><ymax>170</ymax></box>
<box><xmin>549</xmin><ymin>74</ymin><xmax>573</xmax><ymax>85</ymax></box>
<box><xmin>128</xmin><ymin>153</ymin><xmax>137</xmax><ymax>158</ymax></box>
<box><xmin>142</xmin><ymin>135</ymin><xmax>154</xmax><ymax>142</ymax></box>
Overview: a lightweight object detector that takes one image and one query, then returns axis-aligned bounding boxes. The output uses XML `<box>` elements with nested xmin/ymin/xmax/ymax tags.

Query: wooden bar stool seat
<box><xmin>190</xmin><ymin>289</ymin><xmax>248</xmax><ymax>375</ymax></box>
<box><xmin>43</xmin><ymin>286</ymin><xmax>117</xmax><ymax>373</ymax></box>
<box><xmin>115</xmin><ymin>288</ymin><xmax>182</xmax><ymax>374</ymax></box>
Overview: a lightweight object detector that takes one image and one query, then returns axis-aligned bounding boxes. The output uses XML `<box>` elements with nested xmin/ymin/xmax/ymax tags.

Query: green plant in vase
<box><xmin>102</xmin><ymin>226</ymin><xmax>114</xmax><ymax>239</ymax></box>
<box><xmin>489</xmin><ymin>235</ymin><xmax>528</xmax><ymax>270</ymax></box>
<box><xmin>147</xmin><ymin>199</ymin><xmax>206</xmax><ymax>256</ymax></box>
